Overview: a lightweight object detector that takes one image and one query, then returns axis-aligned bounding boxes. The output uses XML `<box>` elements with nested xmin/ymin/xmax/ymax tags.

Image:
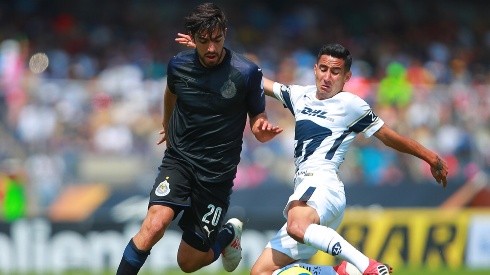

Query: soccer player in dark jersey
<box><xmin>116</xmin><ymin>3</ymin><xmax>282</xmax><ymax>274</ymax></box>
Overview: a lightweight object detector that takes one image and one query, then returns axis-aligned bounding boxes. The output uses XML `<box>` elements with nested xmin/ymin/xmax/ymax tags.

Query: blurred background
<box><xmin>0</xmin><ymin>0</ymin><xmax>489</xmax><ymax>273</ymax></box>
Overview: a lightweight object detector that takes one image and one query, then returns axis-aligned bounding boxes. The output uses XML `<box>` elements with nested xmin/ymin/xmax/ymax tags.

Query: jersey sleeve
<box><xmin>246</xmin><ymin>65</ymin><xmax>266</xmax><ymax>117</ymax></box>
<box><xmin>272</xmin><ymin>82</ymin><xmax>296</xmax><ymax>115</ymax></box>
<box><xmin>347</xmin><ymin>95</ymin><xmax>384</xmax><ymax>138</ymax></box>
<box><xmin>166</xmin><ymin>56</ymin><xmax>177</xmax><ymax>94</ymax></box>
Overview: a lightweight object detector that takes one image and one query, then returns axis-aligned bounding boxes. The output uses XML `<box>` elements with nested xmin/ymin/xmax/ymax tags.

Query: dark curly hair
<box><xmin>184</xmin><ymin>3</ymin><xmax>227</xmax><ymax>38</ymax></box>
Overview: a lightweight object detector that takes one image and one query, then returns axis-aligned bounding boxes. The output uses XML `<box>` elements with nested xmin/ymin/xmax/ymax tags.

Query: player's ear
<box><xmin>344</xmin><ymin>71</ymin><xmax>352</xmax><ymax>82</ymax></box>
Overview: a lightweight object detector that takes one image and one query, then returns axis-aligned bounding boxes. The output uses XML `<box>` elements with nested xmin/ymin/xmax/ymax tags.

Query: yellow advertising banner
<box><xmin>311</xmin><ymin>208</ymin><xmax>490</xmax><ymax>269</ymax></box>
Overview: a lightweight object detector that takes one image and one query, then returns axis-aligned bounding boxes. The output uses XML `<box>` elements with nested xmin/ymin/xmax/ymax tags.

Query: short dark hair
<box><xmin>317</xmin><ymin>44</ymin><xmax>352</xmax><ymax>71</ymax></box>
<box><xmin>184</xmin><ymin>3</ymin><xmax>227</xmax><ymax>38</ymax></box>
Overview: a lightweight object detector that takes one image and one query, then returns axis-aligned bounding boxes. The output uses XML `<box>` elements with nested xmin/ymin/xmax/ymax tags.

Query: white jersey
<box><xmin>272</xmin><ymin>82</ymin><xmax>384</xmax><ymax>174</ymax></box>
<box><xmin>267</xmin><ymin>83</ymin><xmax>385</xmax><ymax>260</ymax></box>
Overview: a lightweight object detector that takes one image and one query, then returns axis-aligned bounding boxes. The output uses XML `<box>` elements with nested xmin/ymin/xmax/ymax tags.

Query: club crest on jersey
<box><xmin>221</xmin><ymin>79</ymin><xmax>236</xmax><ymax>98</ymax></box>
<box><xmin>155</xmin><ymin>177</ymin><xmax>171</xmax><ymax>197</ymax></box>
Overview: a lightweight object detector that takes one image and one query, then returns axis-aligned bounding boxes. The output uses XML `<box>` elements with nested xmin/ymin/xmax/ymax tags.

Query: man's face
<box><xmin>313</xmin><ymin>55</ymin><xmax>351</xmax><ymax>100</ymax></box>
<box><xmin>193</xmin><ymin>28</ymin><xmax>226</xmax><ymax>68</ymax></box>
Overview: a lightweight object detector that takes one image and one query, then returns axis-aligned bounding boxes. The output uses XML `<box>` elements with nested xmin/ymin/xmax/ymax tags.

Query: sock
<box><xmin>211</xmin><ymin>223</ymin><xmax>235</xmax><ymax>261</ymax></box>
<box><xmin>116</xmin><ymin>239</ymin><xmax>151</xmax><ymax>275</ymax></box>
<box><xmin>304</xmin><ymin>224</ymin><xmax>369</xmax><ymax>272</ymax></box>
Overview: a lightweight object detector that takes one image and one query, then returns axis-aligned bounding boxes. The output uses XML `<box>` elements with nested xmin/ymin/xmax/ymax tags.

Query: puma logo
<box><xmin>203</xmin><ymin>225</ymin><xmax>214</xmax><ymax>237</ymax></box>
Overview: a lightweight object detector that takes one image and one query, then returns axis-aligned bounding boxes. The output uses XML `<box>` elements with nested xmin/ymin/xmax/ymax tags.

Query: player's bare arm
<box><xmin>262</xmin><ymin>77</ymin><xmax>277</xmax><ymax>98</ymax></box>
<box><xmin>374</xmin><ymin>125</ymin><xmax>448</xmax><ymax>187</ymax></box>
<box><xmin>249</xmin><ymin>112</ymin><xmax>283</xmax><ymax>143</ymax></box>
<box><xmin>158</xmin><ymin>85</ymin><xmax>177</xmax><ymax>145</ymax></box>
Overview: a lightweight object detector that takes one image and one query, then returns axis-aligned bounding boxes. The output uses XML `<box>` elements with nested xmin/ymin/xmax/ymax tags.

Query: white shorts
<box><xmin>266</xmin><ymin>170</ymin><xmax>346</xmax><ymax>260</ymax></box>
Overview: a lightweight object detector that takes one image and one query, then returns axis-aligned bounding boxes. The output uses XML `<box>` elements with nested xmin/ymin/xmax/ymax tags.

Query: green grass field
<box><xmin>8</xmin><ymin>267</ymin><xmax>490</xmax><ymax>275</ymax></box>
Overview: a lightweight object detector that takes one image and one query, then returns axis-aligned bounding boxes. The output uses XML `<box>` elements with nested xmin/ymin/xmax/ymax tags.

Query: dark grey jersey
<box><xmin>166</xmin><ymin>48</ymin><xmax>265</xmax><ymax>183</ymax></box>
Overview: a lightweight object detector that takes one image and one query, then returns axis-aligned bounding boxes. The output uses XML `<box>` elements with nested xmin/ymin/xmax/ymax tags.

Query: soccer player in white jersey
<box><xmin>175</xmin><ymin>37</ymin><xmax>448</xmax><ymax>275</ymax></box>
<box><xmin>250</xmin><ymin>43</ymin><xmax>448</xmax><ymax>275</ymax></box>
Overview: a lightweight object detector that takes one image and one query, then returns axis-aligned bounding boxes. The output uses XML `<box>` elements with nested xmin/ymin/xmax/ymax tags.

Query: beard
<box><xmin>198</xmin><ymin>47</ymin><xmax>225</xmax><ymax>68</ymax></box>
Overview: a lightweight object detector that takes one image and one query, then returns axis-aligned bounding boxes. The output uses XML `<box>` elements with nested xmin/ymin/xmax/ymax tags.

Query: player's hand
<box><xmin>430</xmin><ymin>155</ymin><xmax>448</xmax><ymax>188</ymax></box>
<box><xmin>252</xmin><ymin>117</ymin><xmax>283</xmax><ymax>143</ymax></box>
<box><xmin>157</xmin><ymin>129</ymin><xmax>167</xmax><ymax>145</ymax></box>
<box><xmin>175</xmin><ymin>33</ymin><xmax>196</xmax><ymax>48</ymax></box>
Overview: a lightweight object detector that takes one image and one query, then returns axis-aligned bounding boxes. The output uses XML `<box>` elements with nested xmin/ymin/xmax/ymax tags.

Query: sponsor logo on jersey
<box><xmin>221</xmin><ymin>79</ymin><xmax>237</xmax><ymax>98</ymax></box>
<box><xmin>300</xmin><ymin>107</ymin><xmax>328</xmax><ymax>118</ymax></box>
<box><xmin>155</xmin><ymin>177</ymin><xmax>171</xmax><ymax>197</ymax></box>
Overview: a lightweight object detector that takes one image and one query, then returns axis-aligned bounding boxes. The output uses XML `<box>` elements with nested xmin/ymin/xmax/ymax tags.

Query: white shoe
<box><xmin>221</xmin><ymin>218</ymin><xmax>243</xmax><ymax>272</ymax></box>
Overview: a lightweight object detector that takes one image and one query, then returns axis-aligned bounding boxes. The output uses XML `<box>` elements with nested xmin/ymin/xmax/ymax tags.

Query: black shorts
<box><xmin>149</xmin><ymin>156</ymin><xmax>233</xmax><ymax>251</ymax></box>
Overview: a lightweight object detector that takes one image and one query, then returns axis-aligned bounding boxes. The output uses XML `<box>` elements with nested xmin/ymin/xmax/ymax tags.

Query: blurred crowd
<box><xmin>0</xmin><ymin>0</ymin><xmax>489</xmax><ymax>216</ymax></box>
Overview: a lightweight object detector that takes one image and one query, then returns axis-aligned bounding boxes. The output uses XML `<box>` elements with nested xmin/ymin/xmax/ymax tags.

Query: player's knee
<box><xmin>142</xmin><ymin>208</ymin><xmax>172</xmax><ymax>239</ymax></box>
<box><xmin>250</xmin><ymin>264</ymin><xmax>270</xmax><ymax>275</ymax></box>
<box><xmin>144</xmin><ymin>217</ymin><xmax>167</xmax><ymax>237</ymax></box>
<box><xmin>286</xmin><ymin>221</ymin><xmax>306</xmax><ymax>243</ymax></box>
